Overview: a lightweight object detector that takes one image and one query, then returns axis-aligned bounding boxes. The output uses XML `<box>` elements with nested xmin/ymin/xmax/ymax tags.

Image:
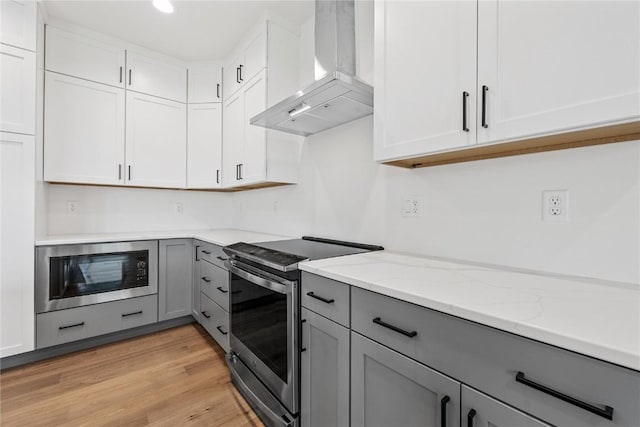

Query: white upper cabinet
<box><xmin>44</xmin><ymin>72</ymin><xmax>125</xmax><ymax>185</ymax></box>
<box><xmin>187</xmin><ymin>103</ymin><xmax>222</xmax><ymax>189</ymax></box>
<box><xmin>374</xmin><ymin>0</ymin><xmax>640</xmax><ymax>163</ymax></box>
<box><xmin>223</xmin><ymin>25</ymin><xmax>267</xmax><ymax>100</ymax></box>
<box><xmin>188</xmin><ymin>63</ymin><xmax>222</xmax><ymax>103</ymax></box>
<box><xmin>0</xmin><ymin>44</ymin><xmax>35</xmax><ymax>134</ymax></box>
<box><xmin>374</xmin><ymin>0</ymin><xmax>477</xmax><ymax>162</ymax></box>
<box><xmin>125</xmin><ymin>91</ymin><xmax>186</xmax><ymax>188</ymax></box>
<box><xmin>222</xmin><ymin>90</ymin><xmax>244</xmax><ymax>186</ymax></box>
<box><xmin>126</xmin><ymin>50</ymin><xmax>187</xmax><ymax>102</ymax></box>
<box><xmin>223</xmin><ymin>51</ymin><xmax>243</xmax><ymax>100</ymax></box>
<box><xmin>242</xmin><ymin>71</ymin><xmax>267</xmax><ymax>185</ymax></box>
<box><xmin>477</xmin><ymin>0</ymin><xmax>640</xmax><ymax>144</ymax></box>
<box><xmin>0</xmin><ymin>0</ymin><xmax>36</xmax><ymax>51</ymax></box>
<box><xmin>45</xmin><ymin>26</ymin><xmax>126</xmax><ymax>88</ymax></box>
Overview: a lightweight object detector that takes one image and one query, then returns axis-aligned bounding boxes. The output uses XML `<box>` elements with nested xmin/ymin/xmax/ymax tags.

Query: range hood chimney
<box><xmin>250</xmin><ymin>0</ymin><xmax>373</xmax><ymax>137</ymax></box>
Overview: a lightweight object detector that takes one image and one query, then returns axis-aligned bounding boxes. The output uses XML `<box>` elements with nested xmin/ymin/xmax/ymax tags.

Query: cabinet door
<box><xmin>301</xmin><ymin>308</ymin><xmax>350</xmax><ymax>427</ymax></box>
<box><xmin>351</xmin><ymin>332</ymin><xmax>461</xmax><ymax>427</ymax></box>
<box><xmin>223</xmin><ymin>52</ymin><xmax>242</xmax><ymax>100</ymax></box>
<box><xmin>222</xmin><ymin>91</ymin><xmax>243</xmax><ymax>187</ymax></box>
<box><xmin>45</xmin><ymin>26</ymin><xmax>126</xmax><ymax>88</ymax></box>
<box><xmin>0</xmin><ymin>132</ymin><xmax>34</xmax><ymax>357</ymax></box>
<box><xmin>188</xmin><ymin>65</ymin><xmax>222</xmax><ymax>103</ymax></box>
<box><xmin>462</xmin><ymin>386</ymin><xmax>551</xmax><ymax>427</ymax></box>
<box><xmin>192</xmin><ymin>244</ymin><xmax>201</xmax><ymax>320</ymax></box>
<box><xmin>187</xmin><ymin>103</ymin><xmax>222</xmax><ymax>189</ymax></box>
<box><xmin>158</xmin><ymin>239</ymin><xmax>193</xmax><ymax>321</ymax></box>
<box><xmin>241</xmin><ymin>70</ymin><xmax>267</xmax><ymax>185</ymax></box>
<box><xmin>241</xmin><ymin>28</ymin><xmax>266</xmax><ymax>84</ymax></box>
<box><xmin>0</xmin><ymin>0</ymin><xmax>36</xmax><ymax>51</ymax></box>
<box><xmin>126</xmin><ymin>51</ymin><xmax>186</xmax><ymax>102</ymax></box>
<box><xmin>374</xmin><ymin>0</ymin><xmax>477</xmax><ymax>162</ymax></box>
<box><xmin>477</xmin><ymin>0</ymin><xmax>640</xmax><ymax>144</ymax></box>
<box><xmin>125</xmin><ymin>91</ymin><xmax>186</xmax><ymax>188</ymax></box>
<box><xmin>44</xmin><ymin>72</ymin><xmax>125</xmax><ymax>185</ymax></box>
<box><xmin>1</xmin><ymin>44</ymin><xmax>35</xmax><ymax>135</ymax></box>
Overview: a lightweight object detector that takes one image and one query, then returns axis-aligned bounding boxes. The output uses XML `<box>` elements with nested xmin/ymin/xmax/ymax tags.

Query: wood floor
<box><xmin>0</xmin><ymin>324</ymin><xmax>264</xmax><ymax>427</ymax></box>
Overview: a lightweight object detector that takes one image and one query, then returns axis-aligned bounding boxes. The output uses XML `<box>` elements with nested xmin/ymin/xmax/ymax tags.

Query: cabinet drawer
<box><xmin>351</xmin><ymin>287</ymin><xmax>640</xmax><ymax>427</ymax></box>
<box><xmin>36</xmin><ymin>295</ymin><xmax>158</xmax><ymax>349</ymax></box>
<box><xmin>199</xmin><ymin>260</ymin><xmax>229</xmax><ymax>311</ymax></box>
<box><xmin>301</xmin><ymin>272</ymin><xmax>350</xmax><ymax>327</ymax></box>
<box><xmin>199</xmin><ymin>293</ymin><xmax>229</xmax><ymax>352</ymax></box>
<box><xmin>195</xmin><ymin>241</ymin><xmax>227</xmax><ymax>268</ymax></box>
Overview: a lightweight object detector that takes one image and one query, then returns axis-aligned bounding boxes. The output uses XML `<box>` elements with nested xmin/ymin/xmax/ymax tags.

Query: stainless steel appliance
<box><xmin>36</xmin><ymin>241</ymin><xmax>158</xmax><ymax>313</ymax></box>
<box><xmin>250</xmin><ymin>0</ymin><xmax>373</xmax><ymax>137</ymax></box>
<box><xmin>223</xmin><ymin>237</ymin><xmax>383</xmax><ymax>427</ymax></box>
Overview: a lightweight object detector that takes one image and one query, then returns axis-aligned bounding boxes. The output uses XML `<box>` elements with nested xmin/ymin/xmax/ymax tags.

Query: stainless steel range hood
<box><xmin>250</xmin><ymin>0</ymin><xmax>373</xmax><ymax>137</ymax></box>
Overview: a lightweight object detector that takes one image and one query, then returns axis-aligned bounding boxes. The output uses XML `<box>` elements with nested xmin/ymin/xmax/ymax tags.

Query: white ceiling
<box><xmin>42</xmin><ymin>0</ymin><xmax>315</xmax><ymax>61</ymax></box>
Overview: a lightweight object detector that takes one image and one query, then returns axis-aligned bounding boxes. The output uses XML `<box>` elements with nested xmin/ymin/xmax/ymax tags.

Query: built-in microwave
<box><xmin>35</xmin><ymin>241</ymin><xmax>158</xmax><ymax>313</ymax></box>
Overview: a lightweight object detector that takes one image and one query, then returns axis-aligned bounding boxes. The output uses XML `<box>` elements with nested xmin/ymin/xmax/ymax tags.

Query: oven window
<box><xmin>49</xmin><ymin>250</ymin><xmax>149</xmax><ymax>300</ymax></box>
<box><xmin>231</xmin><ymin>274</ymin><xmax>288</xmax><ymax>383</ymax></box>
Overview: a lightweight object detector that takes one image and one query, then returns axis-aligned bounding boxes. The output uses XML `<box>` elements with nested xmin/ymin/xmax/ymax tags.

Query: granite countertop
<box><xmin>35</xmin><ymin>229</ymin><xmax>292</xmax><ymax>247</ymax></box>
<box><xmin>299</xmin><ymin>250</ymin><xmax>640</xmax><ymax>371</ymax></box>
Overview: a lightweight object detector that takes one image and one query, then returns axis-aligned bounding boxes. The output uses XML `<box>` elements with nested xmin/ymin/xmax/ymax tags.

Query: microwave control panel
<box><xmin>136</xmin><ymin>257</ymin><xmax>148</xmax><ymax>284</ymax></box>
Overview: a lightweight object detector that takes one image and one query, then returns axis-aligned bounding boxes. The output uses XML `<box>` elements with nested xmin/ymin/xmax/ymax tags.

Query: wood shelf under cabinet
<box><xmin>383</xmin><ymin>121</ymin><xmax>640</xmax><ymax>169</ymax></box>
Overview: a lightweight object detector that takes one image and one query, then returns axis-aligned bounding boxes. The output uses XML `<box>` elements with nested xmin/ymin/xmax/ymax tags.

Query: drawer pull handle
<box><xmin>202</xmin><ymin>250</ymin><xmax>212</xmax><ymax>255</ymax></box>
<box><xmin>462</xmin><ymin>91</ymin><xmax>469</xmax><ymax>132</ymax></box>
<box><xmin>440</xmin><ymin>395</ymin><xmax>450</xmax><ymax>427</ymax></box>
<box><xmin>481</xmin><ymin>85</ymin><xmax>489</xmax><ymax>128</ymax></box>
<box><xmin>59</xmin><ymin>322</ymin><xmax>85</xmax><ymax>330</ymax></box>
<box><xmin>217</xmin><ymin>286</ymin><xmax>229</xmax><ymax>294</ymax></box>
<box><xmin>122</xmin><ymin>310</ymin><xmax>143</xmax><ymax>317</ymax></box>
<box><xmin>515</xmin><ymin>371</ymin><xmax>613</xmax><ymax>420</ymax></box>
<box><xmin>217</xmin><ymin>256</ymin><xmax>228</xmax><ymax>261</ymax></box>
<box><xmin>467</xmin><ymin>409</ymin><xmax>476</xmax><ymax>427</ymax></box>
<box><xmin>201</xmin><ymin>311</ymin><xmax>211</xmax><ymax>319</ymax></box>
<box><xmin>202</xmin><ymin>277</ymin><xmax>211</xmax><ymax>283</ymax></box>
<box><xmin>216</xmin><ymin>326</ymin><xmax>228</xmax><ymax>335</ymax></box>
<box><xmin>372</xmin><ymin>317</ymin><xmax>417</xmax><ymax>338</ymax></box>
<box><xmin>306</xmin><ymin>291</ymin><xmax>334</xmax><ymax>304</ymax></box>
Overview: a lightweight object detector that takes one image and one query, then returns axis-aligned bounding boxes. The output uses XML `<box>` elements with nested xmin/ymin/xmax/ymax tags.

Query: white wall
<box><xmin>46</xmin><ymin>185</ymin><xmax>232</xmax><ymax>235</ymax></box>
<box><xmin>232</xmin><ymin>117</ymin><xmax>640</xmax><ymax>284</ymax></box>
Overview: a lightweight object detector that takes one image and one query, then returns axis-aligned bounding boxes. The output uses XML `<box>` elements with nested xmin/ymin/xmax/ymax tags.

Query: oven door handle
<box><xmin>226</xmin><ymin>262</ymin><xmax>291</xmax><ymax>295</ymax></box>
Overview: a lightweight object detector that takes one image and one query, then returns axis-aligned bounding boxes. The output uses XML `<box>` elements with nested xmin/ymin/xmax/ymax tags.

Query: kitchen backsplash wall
<box><xmin>231</xmin><ymin>116</ymin><xmax>640</xmax><ymax>285</ymax></box>
<box><xmin>46</xmin><ymin>184</ymin><xmax>233</xmax><ymax>235</ymax></box>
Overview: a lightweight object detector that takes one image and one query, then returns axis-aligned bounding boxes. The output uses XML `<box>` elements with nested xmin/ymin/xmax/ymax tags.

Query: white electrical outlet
<box><xmin>542</xmin><ymin>190</ymin><xmax>569</xmax><ymax>222</ymax></box>
<box><xmin>66</xmin><ymin>201</ymin><xmax>79</xmax><ymax>214</ymax></box>
<box><xmin>402</xmin><ymin>197</ymin><xmax>422</xmax><ymax>217</ymax></box>
<box><xmin>175</xmin><ymin>202</ymin><xmax>183</xmax><ymax>214</ymax></box>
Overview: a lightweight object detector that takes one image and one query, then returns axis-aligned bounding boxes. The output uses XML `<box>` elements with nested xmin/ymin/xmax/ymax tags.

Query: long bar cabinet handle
<box><xmin>481</xmin><ymin>85</ymin><xmax>489</xmax><ymax>128</ymax></box>
<box><xmin>372</xmin><ymin>317</ymin><xmax>417</xmax><ymax>338</ymax></box>
<box><xmin>467</xmin><ymin>409</ymin><xmax>476</xmax><ymax>427</ymax></box>
<box><xmin>59</xmin><ymin>322</ymin><xmax>84</xmax><ymax>330</ymax></box>
<box><xmin>306</xmin><ymin>291</ymin><xmax>334</xmax><ymax>304</ymax></box>
<box><xmin>515</xmin><ymin>371</ymin><xmax>613</xmax><ymax>420</ymax></box>
<box><xmin>122</xmin><ymin>310</ymin><xmax>143</xmax><ymax>317</ymax></box>
<box><xmin>440</xmin><ymin>395</ymin><xmax>450</xmax><ymax>427</ymax></box>
<box><xmin>462</xmin><ymin>91</ymin><xmax>469</xmax><ymax>132</ymax></box>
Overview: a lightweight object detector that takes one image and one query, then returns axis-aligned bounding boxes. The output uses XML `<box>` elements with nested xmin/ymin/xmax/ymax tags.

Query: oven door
<box><xmin>226</xmin><ymin>259</ymin><xmax>299</xmax><ymax>415</ymax></box>
<box><xmin>36</xmin><ymin>241</ymin><xmax>158</xmax><ymax>313</ymax></box>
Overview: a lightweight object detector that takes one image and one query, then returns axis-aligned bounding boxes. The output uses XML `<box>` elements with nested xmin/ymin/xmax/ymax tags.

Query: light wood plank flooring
<box><xmin>0</xmin><ymin>324</ymin><xmax>264</xmax><ymax>427</ymax></box>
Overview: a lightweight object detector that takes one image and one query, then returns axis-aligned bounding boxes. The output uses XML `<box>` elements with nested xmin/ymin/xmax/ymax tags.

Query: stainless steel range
<box><xmin>223</xmin><ymin>236</ymin><xmax>383</xmax><ymax>427</ymax></box>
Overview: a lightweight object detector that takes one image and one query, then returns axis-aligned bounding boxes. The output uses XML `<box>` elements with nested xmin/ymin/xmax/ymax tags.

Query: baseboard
<box><xmin>0</xmin><ymin>316</ymin><xmax>196</xmax><ymax>371</ymax></box>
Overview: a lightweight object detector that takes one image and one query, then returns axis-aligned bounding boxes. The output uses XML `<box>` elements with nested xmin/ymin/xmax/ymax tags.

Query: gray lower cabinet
<box><xmin>36</xmin><ymin>295</ymin><xmax>158</xmax><ymax>348</ymax></box>
<box><xmin>158</xmin><ymin>239</ymin><xmax>193</xmax><ymax>321</ymax></box>
<box><xmin>462</xmin><ymin>386</ymin><xmax>550</xmax><ymax>427</ymax></box>
<box><xmin>351</xmin><ymin>331</ymin><xmax>461</xmax><ymax>427</ymax></box>
<box><xmin>200</xmin><ymin>292</ymin><xmax>229</xmax><ymax>352</ymax></box>
<box><xmin>301</xmin><ymin>308</ymin><xmax>350</xmax><ymax>427</ymax></box>
<box><xmin>192</xmin><ymin>242</ymin><xmax>201</xmax><ymax>320</ymax></box>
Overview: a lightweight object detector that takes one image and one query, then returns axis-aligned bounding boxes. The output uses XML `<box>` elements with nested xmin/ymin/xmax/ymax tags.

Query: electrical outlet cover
<box><xmin>542</xmin><ymin>190</ymin><xmax>569</xmax><ymax>222</ymax></box>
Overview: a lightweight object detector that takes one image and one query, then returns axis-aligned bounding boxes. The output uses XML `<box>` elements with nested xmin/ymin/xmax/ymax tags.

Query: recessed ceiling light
<box><xmin>153</xmin><ymin>0</ymin><xmax>174</xmax><ymax>14</ymax></box>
